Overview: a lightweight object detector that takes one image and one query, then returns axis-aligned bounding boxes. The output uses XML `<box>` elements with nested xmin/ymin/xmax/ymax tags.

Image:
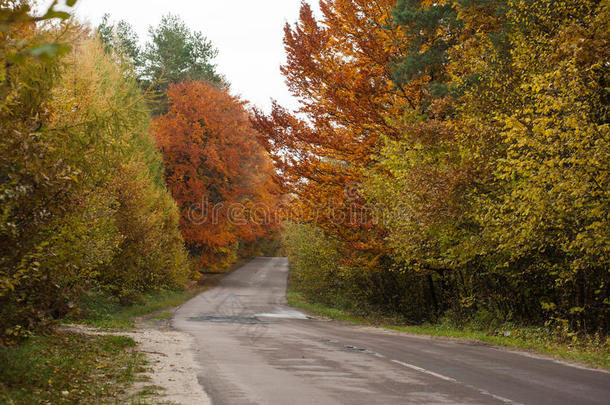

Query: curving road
<box><xmin>173</xmin><ymin>257</ymin><xmax>610</xmax><ymax>405</ymax></box>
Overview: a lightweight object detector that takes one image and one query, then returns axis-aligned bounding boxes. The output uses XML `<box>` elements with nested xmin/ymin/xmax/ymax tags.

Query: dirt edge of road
<box><xmin>62</xmin><ymin>321</ymin><xmax>210</xmax><ymax>405</ymax></box>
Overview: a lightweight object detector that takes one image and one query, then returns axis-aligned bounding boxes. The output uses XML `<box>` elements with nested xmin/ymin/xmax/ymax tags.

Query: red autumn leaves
<box><xmin>152</xmin><ymin>81</ymin><xmax>280</xmax><ymax>269</ymax></box>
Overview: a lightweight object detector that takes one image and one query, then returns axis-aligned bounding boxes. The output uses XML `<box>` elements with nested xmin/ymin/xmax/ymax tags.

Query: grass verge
<box><xmin>73</xmin><ymin>257</ymin><xmax>249</xmax><ymax>329</ymax></box>
<box><xmin>69</xmin><ymin>287</ymin><xmax>210</xmax><ymax>329</ymax></box>
<box><xmin>1</xmin><ymin>286</ymin><xmax>211</xmax><ymax>404</ymax></box>
<box><xmin>1</xmin><ymin>270</ymin><xmax>228</xmax><ymax>404</ymax></box>
<box><xmin>287</xmin><ymin>290</ymin><xmax>610</xmax><ymax>370</ymax></box>
<box><xmin>0</xmin><ymin>332</ymin><xmax>144</xmax><ymax>404</ymax></box>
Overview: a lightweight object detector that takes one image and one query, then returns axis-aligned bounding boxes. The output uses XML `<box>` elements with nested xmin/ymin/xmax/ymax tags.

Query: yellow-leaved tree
<box><xmin>0</xmin><ymin>14</ymin><xmax>192</xmax><ymax>342</ymax></box>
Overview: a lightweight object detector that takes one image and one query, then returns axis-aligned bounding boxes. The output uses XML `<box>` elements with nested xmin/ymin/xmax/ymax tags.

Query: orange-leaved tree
<box><xmin>252</xmin><ymin>0</ymin><xmax>421</xmax><ymax>268</ymax></box>
<box><xmin>152</xmin><ymin>81</ymin><xmax>280</xmax><ymax>270</ymax></box>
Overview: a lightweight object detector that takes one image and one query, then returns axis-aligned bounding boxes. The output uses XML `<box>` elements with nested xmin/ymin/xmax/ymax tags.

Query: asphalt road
<box><xmin>173</xmin><ymin>257</ymin><xmax>610</xmax><ymax>405</ymax></box>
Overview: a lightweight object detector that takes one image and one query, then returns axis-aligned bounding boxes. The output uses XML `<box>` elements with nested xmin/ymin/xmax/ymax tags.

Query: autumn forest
<box><xmin>1</xmin><ymin>0</ymin><xmax>608</xmax><ymax>353</ymax></box>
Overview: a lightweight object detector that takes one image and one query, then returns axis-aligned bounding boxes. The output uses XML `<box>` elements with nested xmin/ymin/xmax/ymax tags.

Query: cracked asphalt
<box><xmin>173</xmin><ymin>257</ymin><xmax>610</xmax><ymax>405</ymax></box>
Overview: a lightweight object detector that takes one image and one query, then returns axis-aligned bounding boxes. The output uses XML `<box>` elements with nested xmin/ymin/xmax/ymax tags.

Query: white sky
<box><xmin>42</xmin><ymin>0</ymin><xmax>321</xmax><ymax>112</ymax></box>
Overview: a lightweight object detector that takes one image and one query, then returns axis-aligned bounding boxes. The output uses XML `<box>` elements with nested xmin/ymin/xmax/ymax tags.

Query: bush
<box><xmin>0</xmin><ymin>19</ymin><xmax>192</xmax><ymax>343</ymax></box>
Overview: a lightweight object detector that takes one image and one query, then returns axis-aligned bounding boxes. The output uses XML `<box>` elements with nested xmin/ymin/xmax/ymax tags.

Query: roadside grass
<box><xmin>68</xmin><ymin>287</ymin><xmax>210</xmax><ymax>329</ymax></box>
<box><xmin>287</xmin><ymin>290</ymin><xmax>610</xmax><ymax>370</ymax></box>
<box><xmin>72</xmin><ymin>258</ymin><xmax>252</xmax><ymax>330</ymax></box>
<box><xmin>152</xmin><ymin>312</ymin><xmax>172</xmax><ymax>321</ymax></box>
<box><xmin>0</xmin><ymin>286</ymin><xmax>210</xmax><ymax>404</ymax></box>
<box><xmin>0</xmin><ymin>332</ymin><xmax>145</xmax><ymax>404</ymax></box>
<box><xmin>1</xmin><ymin>259</ymin><xmax>262</xmax><ymax>405</ymax></box>
<box><xmin>1</xmin><ymin>264</ymin><xmax>239</xmax><ymax>404</ymax></box>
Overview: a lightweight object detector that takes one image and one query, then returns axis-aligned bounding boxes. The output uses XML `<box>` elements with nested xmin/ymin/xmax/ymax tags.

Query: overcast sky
<box><xmin>43</xmin><ymin>0</ymin><xmax>321</xmax><ymax>112</ymax></box>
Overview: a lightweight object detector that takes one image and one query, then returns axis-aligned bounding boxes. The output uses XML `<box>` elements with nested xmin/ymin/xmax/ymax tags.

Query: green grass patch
<box><xmin>0</xmin><ymin>332</ymin><xmax>144</xmax><ymax>404</ymax></box>
<box><xmin>1</xmin><ymin>283</ymin><xmax>214</xmax><ymax>403</ymax></box>
<box><xmin>287</xmin><ymin>290</ymin><xmax>610</xmax><ymax>370</ymax></box>
<box><xmin>67</xmin><ymin>287</ymin><xmax>208</xmax><ymax>329</ymax></box>
<box><xmin>286</xmin><ymin>291</ymin><xmax>368</xmax><ymax>324</ymax></box>
<box><xmin>152</xmin><ymin>312</ymin><xmax>171</xmax><ymax>321</ymax></box>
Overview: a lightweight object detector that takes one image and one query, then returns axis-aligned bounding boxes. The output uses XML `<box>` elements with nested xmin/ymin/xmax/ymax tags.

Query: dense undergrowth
<box><xmin>0</xmin><ymin>7</ymin><xmax>194</xmax><ymax>343</ymax></box>
<box><xmin>270</xmin><ymin>0</ymin><xmax>609</xmax><ymax>340</ymax></box>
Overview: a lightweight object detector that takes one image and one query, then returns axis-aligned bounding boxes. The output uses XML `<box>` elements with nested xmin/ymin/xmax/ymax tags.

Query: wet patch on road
<box><xmin>188</xmin><ymin>314</ymin><xmax>268</xmax><ymax>324</ymax></box>
<box><xmin>322</xmin><ymin>338</ymin><xmax>383</xmax><ymax>357</ymax></box>
<box><xmin>343</xmin><ymin>344</ymin><xmax>378</xmax><ymax>355</ymax></box>
<box><xmin>255</xmin><ymin>309</ymin><xmax>310</xmax><ymax>319</ymax></box>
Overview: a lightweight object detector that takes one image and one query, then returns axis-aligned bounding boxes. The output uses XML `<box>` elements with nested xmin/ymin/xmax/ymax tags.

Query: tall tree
<box><xmin>97</xmin><ymin>13</ymin><xmax>141</xmax><ymax>66</ymax></box>
<box><xmin>142</xmin><ymin>14</ymin><xmax>223</xmax><ymax>112</ymax></box>
<box><xmin>391</xmin><ymin>0</ymin><xmax>460</xmax><ymax>101</ymax></box>
<box><xmin>477</xmin><ymin>0</ymin><xmax>610</xmax><ymax>330</ymax></box>
<box><xmin>152</xmin><ymin>81</ymin><xmax>280</xmax><ymax>270</ymax></box>
<box><xmin>1</xmin><ymin>16</ymin><xmax>192</xmax><ymax>340</ymax></box>
<box><xmin>371</xmin><ymin>0</ymin><xmax>609</xmax><ymax>330</ymax></box>
<box><xmin>252</xmin><ymin>0</ymin><xmax>421</xmax><ymax>268</ymax></box>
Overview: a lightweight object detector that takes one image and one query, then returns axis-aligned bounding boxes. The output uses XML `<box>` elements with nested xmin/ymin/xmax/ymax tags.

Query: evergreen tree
<box><xmin>97</xmin><ymin>14</ymin><xmax>141</xmax><ymax>67</ymax></box>
<box><xmin>142</xmin><ymin>14</ymin><xmax>223</xmax><ymax>112</ymax></box>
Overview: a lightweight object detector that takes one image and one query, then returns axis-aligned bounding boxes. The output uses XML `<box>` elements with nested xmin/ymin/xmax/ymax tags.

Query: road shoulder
<box><xmin>62</xmin><ymin>321</ymin><xmax>211</xmax><ymax>404</ymax></box>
